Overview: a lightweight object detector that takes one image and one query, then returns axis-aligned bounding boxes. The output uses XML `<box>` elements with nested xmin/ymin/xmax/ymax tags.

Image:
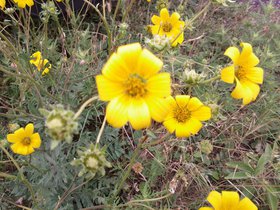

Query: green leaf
<box><xmin>226</xmin><ymin>161</ymin><xmax>254</xmax><ymax>174</ymax></box>
<box><xmin>254</xmin><ymin>144</ymin><xmax>272</xmax><ymax>176</ymax></box>
<box><xmin>267</xmin><ymin>191</ymin><xmax>279</xmax><ymax>210</ymax></box>
<box><xmin>225</xmin><ymin>171</ymin><xmax>250</xmax><ymax>180</ymax></box>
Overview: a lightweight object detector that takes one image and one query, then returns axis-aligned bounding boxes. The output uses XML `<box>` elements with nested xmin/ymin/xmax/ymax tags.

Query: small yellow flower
<box><xmin>30</xmin><ymin>51</ymin><xmax>51</xmax><ymax>75</ymax></box>
<box><xmin>150</xmin><ymin>8</ymin><xmax>185</xmax><ymax>47</ymax></box>
<box><xmin>221</xmin><ymin>43</ymin><xmax>264</xmax><ymax>105</ymax></box>
<box><xmin>56</xmin><ymin>0</ymin><xmax>63</xmax><ymax>2</ymax></box>
<box><xmin>0</xmin><ymin>0</ymin><xmax>5</xmax><ymax>10</ymax></box>
<box><xmin>13</xmin><ymin>0</ymin><xmax>34</xmax><ymax>8</ymax></box>
<box><xmin>163</xmin><ymin>95</ymin><xmax>211</xmax><ymax>138</ymax></box>
<box><xmin>7</xmin><ymin>123</ymin><xmax>41</xmax><ymax>156</ymax></box>
<box><xmin>147</xmin><ymin>0</ymin><xmax>151</xmax><ymax>2</ymax></box>
<box><xmin>199</xmin><ymin>191</ymin><xmax>258</xmax><ymax>210</ymax></box>
<box><xmin>96</xmin><ymin>43</ymin><xmax>171</xmax><ymax>130</ymax></box>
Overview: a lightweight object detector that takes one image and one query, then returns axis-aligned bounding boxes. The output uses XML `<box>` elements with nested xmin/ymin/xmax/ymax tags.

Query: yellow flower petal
<box><xmin>165</xmin><ymin>96</ymin><xmax>177</xmax><ymax>108</ymax></box>
<box><xmin>7</xmin><ymin>134</ymin><xmax>19</xmax><ymax>143</ymax></box>
<box><xmin>192</xmin><ymin>106</ymin><xmax>211</xmax><ymax>121</ymax></box>
<box><xmin>224</xmin><ymin>46</ymin><xmax>240</xmax><ymax>64</ymax></box>
<box><xmin>221</xmin><ymin>65</ymin><xmax>235</xmax><ymax>84</ymax></box>
<box><xmin>117</xmin><ymin>43</ymin><xmax>142</xmax><ymax>72</ymax></box>
<box><xmin>151</xmin><ymin>15</ymin><xmax>161</xmax><ymax>25</ymax></box>
<box><xmin>136</xmin><ymin>49</ymin><xmax>163</xmax><ymax>78</ymax></box>
<box><xmin>13</xmin><ymin>128</ymin><xmax>25</xmax><ymax>139</ymax></box>
<box><xmin>237</xmin><ymin>197</ymin><xmax>258</xmax><ymax>210</ymax></box>
<box><xmin>175</xmin><ymin>95</ymin><xmax>190</xmax><ymax>108</ymax></box>
<box><xmin>96</xmin><ymin>75</ymin><xmax>126</xmax><ymax>101</ymax></box>
<box><xmin>245</xmin><ymin>67</ymin><xmax>263</xmax><ymax>84</ymax></box>
<box><xmin>199</xmin><ymin>208</ymin><xmax>214</xmax><ymax>210</ymax></box>
<box><xmin>101</xmin><ymin>53</ymin><xmax>130</xmax><ymax>82</ymax></box>
<box><xmin>128</xmin><ymin>98</ymin><xmax>151</xmax><ymax>130</ymax></box>
<box><xmin>11</xmin><ymin>143</ymin><xmax>34</xmax><ymax>155</ymax></box>
<box><xmin>163</xmin><ymin>117</ymin><xmax>178</xmax><ymax>134</ymax></box>
<box><xmin>0</xmin><ymin>0</ymin><xmax>5</xmax><ymax>10</ymax></box>
<box><xmin>221</xmin><ymin>191</ymin><xmax>240</xmax><ymax>210</ymax></box>
<box><xmin>146</xmin><ymin>72</ymin><xmax>171</xmax><ymax>98</ymax></box>
<box><xmin>207</xmin><ymin>191</ymin><xmax>222</xmax><ymax>210</ymax></box>
<box><xmin>240</xmin><ymin>79</ymin><xmax>260</xmax><ymax>101</ymax></box>
<box><xmin>238</xmin><ymin>43</ymin><xmax>259</xmax><ymax>67</ymax></box>
<box><xmin>171</xmin><ymin>32</ymin><xmax>184</xmax><ymax>47</ymax></box>
<box><xmin>170</xmin><ymin>12</ymin><xmax>180</xmax><ymax>25</ymax></box>
<box><xmin>106</xmin><ymin>95</ymin><xmax>130</xmax><ymax>128</ymax></box>
<box><xmin>231</xmin><ymin>79</ymin><xmax>253</xmax><ymax>105</ymax></box>
<box><xmin>145</xmin><ymin>96</ymin><xmax>169</xmax><ymax>122</ymax></box>
<box><xmin>151</xmin><ymin>25</ymin><xmax>161</xmax><ymax>35</ymax></box>
<box><xmin>30</xmin><ymin>133</ymin><xmax>41</xmax><ymax>148</ymax></box>
<box><xmin>187</xmin><ymin>97</ymin><xmax>203</xmax><ymax>111</ymax></box>
<box><xmin>175</xmin><ymin>122</ymin><xmax>191</xmax><ymax>138</ymax></box>
<box><xmin>160</xmin><ymin>8</ymin><xmax>169</xmax><ymax>20</ymax></box>
<box><xmin>184</xmin><ymin>117</ymin><xmax>202</xmax><ymax>135</ymax></box>
<box><xmin>25</xmin><ymin>123</ymin><xmax>34</xmax><ymax>137</ymax></box>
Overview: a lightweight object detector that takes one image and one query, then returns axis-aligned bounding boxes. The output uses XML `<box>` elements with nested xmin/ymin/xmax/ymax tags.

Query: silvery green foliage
<box><xmin>39</xmin><ymin>105</ymin><xmax>79</xmax><ymax>149</ymax></box>
<box><xmin>71</xmin><ymin>144</ymin><xmax>112</xmax><ymax>179</ymax></box>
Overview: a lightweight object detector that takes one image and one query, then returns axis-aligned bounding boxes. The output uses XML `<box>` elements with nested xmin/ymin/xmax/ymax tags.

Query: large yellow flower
<box><xmin>13</xmin><ymin>0</ymin><xmax>34</xmax><ymax>8</ymax></box>
<box><xmin>30</xmin><ymin>51</ymin><xmax>51</xmax><ymax>75</ymax></box>
<box><xmin>7</xmin><ymin>123</ymin><xmax>41</xmax><ymax>155</ymax></box>
<box><xmin>163</xmin><ymin>95</ymin><xmax>211</xmax><ymax>138</ymax></box>
<box><xmin>150</xmin><ymin>8</ymin><xmax>185</xmax><ymax>47</ymax></box>
<box><xmin>96</xmin><ymin>43</ymin><xmax>171</xmax><ymax>130</ymax></box>
<box><xmin>199</xmin><ymin>191</ymin><xmax>258</xmax><ymax>210</ymax></box>
<box><xmin>0</xmin><ymin>0</ymin><xmax>5</xmax><ymax>10</ymax></box>
<box><xmin>221</xmin><ymin>43</ymin><xmax>263</xmax><ymax>105</ymax></box>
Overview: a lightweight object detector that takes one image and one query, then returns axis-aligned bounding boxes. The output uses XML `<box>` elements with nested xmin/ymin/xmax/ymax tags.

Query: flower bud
<box><xmin>71</xmin><ymin>144</ymin><xmax>111</xmax><ymax>179</ymax></box>
<box><xmin>39</xmin><ymin>105</ymin><xmax>78</xmax><ymax>149</ymax></box>
<box><xmin>184</xmin><ymin>69</ymin><xmax>206</xmax><ymax>84</ymax></box>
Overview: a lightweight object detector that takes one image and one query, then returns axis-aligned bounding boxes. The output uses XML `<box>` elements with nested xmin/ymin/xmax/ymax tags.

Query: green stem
<box><xmin>112</xmin><ymin>137</ymin><xmax>147</xmax><ymax>199</ymax></box>
<box><xmin>0</xmin><ymin>144</ymin><xmax>36</xmax><ymax>205</ymax></box>
<box><xmin>122</xmin><ymin>0</ymin><xmax>136</xmax><ymax>23</ymax></box>
<box><xmin>83</xmin><ymin>0</ymin><xmax>112</xmax><ymax>53</ymax></box>
<box><xmin>73</xmin><ymin>96</ymin><xmax>99</xmax><ymax>120</ymax></box>
<box><xmin>199</xmin><ymin>75</ymin><xmax>221</xmax><ymax>84</ymax></box>
<box><xmin>95</xmin><ymin>115</ymin><xmax>107</xmax><ymax>148</ymax></box>
<box><xmin>113</xmin><ymin>0</ymin><xmax>122</xmax><ymax>22</ymax></box>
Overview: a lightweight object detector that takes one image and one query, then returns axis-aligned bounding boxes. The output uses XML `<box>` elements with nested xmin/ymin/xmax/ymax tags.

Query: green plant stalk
<box><xmin>113</xmin><ymin>0</ymin><xmax>122</xmax><ymax>22</ymax></box>
<box><xmin>199</xmin><ymin>75</ymin><xmax>221</xmax><ymax>84</ymax></box>
<box><xmin>95</xmin><ymin>115</ymin><xmax>107</xmax><ymax>148</ymax></box>
<box><xmin>112</xmin><ymin>138</ymin><xmax>146</xmax><ymax>200</ymax></box>
<box><xmin>83</xmin><ymin>0</ymin><xmax>112</xmax><ymax>53</ymax></box>
<box><xmin>122</xmin><ymin>0</ymin><xmax>136</xmax><ymax>23</ymax></box>
<box><xmin>73</xmin><ymin>96</ymin><xmax>99</xmax><ymax>119</ymax></box>
<box><xmin>0</xmin><ymin>144</ymin><xmax>36</xmax><ymax>205</ymax></box>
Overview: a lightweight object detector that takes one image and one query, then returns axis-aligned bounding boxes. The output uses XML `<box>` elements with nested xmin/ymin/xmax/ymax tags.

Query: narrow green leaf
<box><xmin>254</xmin><ymin>144</ymin><xmax>272</xmax><ymax>176</ymax></box>
<box><xmin>225</xmin><ymin>171</ymin><xmax>250</xmax><ymax>180</ymax></box>
<box><xmin>267</xmin><ymin>191</ymin><xmax>279</xmax><ymax>210</ymax></box>
<box><xmin>226</xmin><ymin>161</ymin><xmax>254</xmax><ymax>173</ymax></box>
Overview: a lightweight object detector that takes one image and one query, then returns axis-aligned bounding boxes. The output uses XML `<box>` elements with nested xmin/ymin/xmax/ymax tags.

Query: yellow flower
<box><xmin>7</xmin><ymin>123</ymin><xmax>41</xmax><ymax>155</ymax></box>
<box><xmin>199</xmin><ymin>191</ymin><xmax>258</xmax><ymax>210</ymax></box>
<box><xmin>56</xmin><ymin>0</ymin><xmax>62</xmax><ymax>2</ymax></box>
<box><xmin>30</xmin><ymin>51</ymin><xmax>51</xmax><ymax>75</ymax></box>
<box><xmin>150</xmin><ymin>8</ymin><xmax>185</xmax><ymax>47</ymax></box>
<box><xmin>0</xmin><ymin>0</ymin><xmax>5</xmax><ymax>10</ymax></box>
<box><xmin>96</xmin><ymin>43</ymin><xmax>171</xmax><ymax>130</ymax></box>
<box><xmin>13</xmin><ymin>0</ymin><xmax>34</xmax><ymax>8</ymax></box>
<box><xmin>163</xmin><ymin>95</ymin><xmax>211</xmax><ymax>138</ymax></box>
<box><xmin>147</xmin><ymin>0</ymin><xmax>151</xmax><ymax>2</ymax></box>
<box><xmin>221</xmin><ymin>43</ymin><xmax>264</xmax><ymax>105</ymax></box>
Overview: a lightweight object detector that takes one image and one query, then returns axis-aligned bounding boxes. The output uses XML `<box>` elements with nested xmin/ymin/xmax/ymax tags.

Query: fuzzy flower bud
<box><xmin>39</xmin><ymin>105</ymin><xmax>78</xmax><ymax>149</ymax></box>
<box><xmin>145</xmin><ymin>35</ymin><xmax>171</xmax><ymax>51</ymax></box>
<box><xmin>184</xmin><ymin>69</ymin><xmax>206</xmax><ymax>84</ymax></box>
<box><xmin>199</xmin><ymin>140</ymin><xmax>213</xmax><ymax>155</ymax></box>
<box><xmin>71</xmin><ymin>144</ymin><xmax>111</xmax><ymax>179</ymax></box>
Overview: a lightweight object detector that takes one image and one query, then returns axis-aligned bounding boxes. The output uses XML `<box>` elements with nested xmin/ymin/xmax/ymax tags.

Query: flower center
<box><xmin>173</xmin><ymin>107</ymin><xmax>191</xmax><ymax>123</ymax></box>
<box><xmin>162</xmin><ymin>22</ymin><xmax>172</xmax><ymax>32</ymax></box>
<box><xmin>125</xmin><ymin>74</ymin><xmax>147</xmax><ymax>97</ymax></box>
<box><xmin>22</xmin><ymin>137</ymin><xmax>31</xmax><ymax>146</ymax></box>
<box><xmin>235</xmin><ymin>66</ymin><xmax>246</xmax><ymax>80</ymax></box>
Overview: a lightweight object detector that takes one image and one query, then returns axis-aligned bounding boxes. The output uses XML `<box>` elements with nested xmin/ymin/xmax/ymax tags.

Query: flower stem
<box><xmin>95</xmin><ymin>115</ymin><xmax>107</xmax><ymax>148</ymax></box>
<box><xmin>74</xmin><ymin>96</ymin><xmax>99</xmax><ymax>120</ymax></box>
<box><xmin>199</xmin><ymin>75</ymin><xmax>221</xmax><ymax>84</ymax></box>
<box><xmin>112</xmin><ymin>136</ymin><xmax>148</xmax><ymax>200</ymax></box>
<box><xmin>0</xmin><ymin>144</ymin><xmax>36</xmax><ymax>205</ymax></box>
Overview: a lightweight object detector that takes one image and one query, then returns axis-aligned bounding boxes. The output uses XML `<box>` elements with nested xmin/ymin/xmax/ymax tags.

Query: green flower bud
<box><xmin>184</xmin><ymin>69</ymin><xmax>206</xmax><ymax>84</ymax></box>
<box><xmin>199</xmin><ymin>140</ymin><xmax>213</xmax><ymax>155</ymax></box>
<box><xmin>39</xmin><ymin>105</ymin><xmax>78</xmax><ymax>149</ymax></box>
<box><xmin>71</xmin><ymin>144</ymin><xmax>112</xmax><ymax>179</ymax></box>
<box><xmin>145</xmin><ymin>35</ymin><xmax>171</xmax><ymax>51</ymax></box>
